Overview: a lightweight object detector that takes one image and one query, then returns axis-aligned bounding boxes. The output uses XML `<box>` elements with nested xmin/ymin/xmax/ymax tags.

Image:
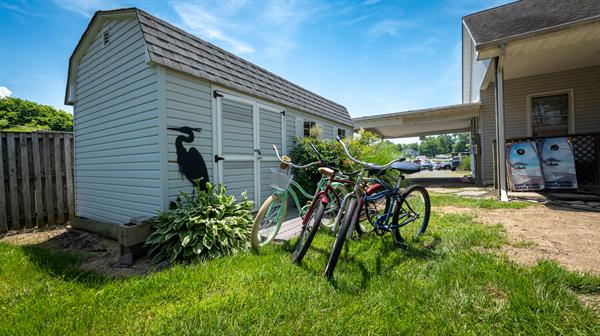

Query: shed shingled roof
<box><xmin>133</xmin><ymin>9</ymin><xmax>352</xmax><ymax>126</ymax></box>
<box><xmin>464</xmin><ymin>0</ymin><xmax>600</xmax><ymax>49</ymax></box>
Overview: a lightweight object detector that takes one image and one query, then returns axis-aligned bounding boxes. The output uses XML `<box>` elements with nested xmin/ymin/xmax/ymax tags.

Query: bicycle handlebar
<box><xmin>335</xmin><ymin>136</ymin><xmax>405</xmax><ymax>171</ymax></box>
<box><xmin>272</xmin><ymin>145</ymin><xmax>321</xmax><ymax>169</ymax></box>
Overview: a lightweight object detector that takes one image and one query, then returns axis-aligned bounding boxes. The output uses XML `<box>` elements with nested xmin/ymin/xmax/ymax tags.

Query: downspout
<box><xmin>493</xmin><ymin>54</ymin><xmax>509</xmax><ymax>201</ymax></box>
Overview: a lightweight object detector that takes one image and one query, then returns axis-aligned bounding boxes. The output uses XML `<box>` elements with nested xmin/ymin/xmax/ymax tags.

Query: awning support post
<box><xmin>494</xmin><ymin>56</ymin><xmax>509</xmax><ymax>201</ymax></box>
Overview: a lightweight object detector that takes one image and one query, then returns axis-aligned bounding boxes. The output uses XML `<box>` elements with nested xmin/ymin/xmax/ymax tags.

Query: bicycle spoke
<box><xmin>257</xmin><ymin>204</ymin><xmax>281</xmax><ymax>244</ymax></box>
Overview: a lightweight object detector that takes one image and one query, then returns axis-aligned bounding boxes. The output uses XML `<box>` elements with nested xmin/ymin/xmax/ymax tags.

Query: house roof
<box><xmin>66</xmin><ymin>8</ymin><xmax>352</xmax><ymax>126</ymax></box>
<box><xmin>463</xmin><ymin>0</ymin><xmax>600</xmax><ymax>49</ymax></box>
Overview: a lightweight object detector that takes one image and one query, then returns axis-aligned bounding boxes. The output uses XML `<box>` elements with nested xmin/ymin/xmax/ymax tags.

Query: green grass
<box><xmin>430</xmin><ymin>193</ymin><xmax>533</xmax><ymax>209</ymax></box>
<box><xmin>1</xmin><ymin>198</ymin><xmax>599</xmax><ymax>335</ymax></box>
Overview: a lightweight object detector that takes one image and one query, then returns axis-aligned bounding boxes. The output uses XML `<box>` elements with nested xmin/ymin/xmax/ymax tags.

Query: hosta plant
<box><xmin>146</xmin><ymin>182</ymin><xmax>254</xmax><ymax>263</ymax></box>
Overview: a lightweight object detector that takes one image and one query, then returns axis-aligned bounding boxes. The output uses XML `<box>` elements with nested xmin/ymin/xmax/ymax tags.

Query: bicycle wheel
<box><xmin>392</xmin><ymin>185</ymin><xmax>430</xmax><ymax>243</ymax></box>
<box><xmin>251</xmin><ymin>195</ymin><xmax>287</xmax><ymax>249</ymax></box>
<box><xmin>321</xmin><ymin>184</ymin><xmax>348</xmax><ymax>229</ymax></box>
<box><xmin>357</xmin><ymin>184</ymin><xmax>390</xmax><ymax>235</ymax></box>
<box><xmin>291</xmin><ymin>201</ymin><xmax>325</xmax><ymax>263</ymax></box>
<box><xmin>324</xmin><ymin>198</ymin><xmax>357</xmax><ymax>279</ymax></box>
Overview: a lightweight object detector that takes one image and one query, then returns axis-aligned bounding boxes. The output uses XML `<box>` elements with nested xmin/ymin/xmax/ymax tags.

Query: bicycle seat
<box><xmin>318</xmin><ymin>167</ymin><xmax>335</xmax><ymax>177</ymax></box>
<box><xmin>390</xmin><ymin>161</ymin><xmax>421</xmax><ymax>174</ymax></box>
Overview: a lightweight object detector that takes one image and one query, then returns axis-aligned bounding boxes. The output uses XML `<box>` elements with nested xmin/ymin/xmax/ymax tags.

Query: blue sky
<box><xmin>0</xmin><ymin>0</ymin><xmax>508</xmax><ymax>121</ymax></box>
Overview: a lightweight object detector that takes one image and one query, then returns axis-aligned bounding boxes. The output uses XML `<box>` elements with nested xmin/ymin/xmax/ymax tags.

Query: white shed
<box><xmin>65</xmin><ymin>8</ymin><xmax>352</xmax><ymax>226</ymax></box>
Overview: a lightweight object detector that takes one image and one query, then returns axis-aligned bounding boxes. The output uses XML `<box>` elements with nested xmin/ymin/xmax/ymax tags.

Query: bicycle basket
<box><xmin>271</xmin><ymin>168</ymin><xmax>293</xmax><ymax>191</ymax></box>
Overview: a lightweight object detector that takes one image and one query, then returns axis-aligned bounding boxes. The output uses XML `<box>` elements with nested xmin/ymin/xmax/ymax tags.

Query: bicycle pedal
<box><xmin>394</xmin><ymin>241</ymin><xmax>407</xmax><ymax>250</ymax></box>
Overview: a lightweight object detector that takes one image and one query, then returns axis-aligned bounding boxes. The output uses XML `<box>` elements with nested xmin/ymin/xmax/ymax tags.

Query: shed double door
<box><xmin>215</xmin><ymin>93</ymin><xmax>285</xmax><ymax>209</ymax></box>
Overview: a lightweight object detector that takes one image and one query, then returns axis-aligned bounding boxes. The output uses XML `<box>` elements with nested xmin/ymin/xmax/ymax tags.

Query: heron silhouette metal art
<box><xmin>168</xmin><ymin>126</ymin><xmax>209</xmax><ymax>191</ymax></box>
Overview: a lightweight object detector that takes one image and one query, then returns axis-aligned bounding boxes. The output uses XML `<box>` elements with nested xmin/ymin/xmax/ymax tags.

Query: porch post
<box><xmin>494</xmin><ymin>56</ymin><xmax>509</xmax><ymax>201</ymax></box>
<box><xmin>469</xmin><ymin>118</ymin><xmax>476</xmax><ymax>178</ymax></box>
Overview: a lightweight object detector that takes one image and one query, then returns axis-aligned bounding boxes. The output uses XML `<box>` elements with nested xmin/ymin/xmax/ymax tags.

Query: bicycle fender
<box><xmin>366</xmin><ymin>183</ymin><xmax>382</xmax><ymax>195</ymax></box>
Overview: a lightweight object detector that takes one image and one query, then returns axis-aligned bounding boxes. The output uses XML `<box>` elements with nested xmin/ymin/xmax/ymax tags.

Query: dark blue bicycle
<box><xmin>324</xmin><ymin>136</ymin><xmax>431</xmax><ymax>279</ymax></box>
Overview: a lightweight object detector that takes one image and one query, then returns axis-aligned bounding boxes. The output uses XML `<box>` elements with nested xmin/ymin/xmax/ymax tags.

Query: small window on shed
<box><xmin>303</xmin><ymin>121</ymin><xmax>316</xmax><ymax>137</ymax></box>
<box><xmin>102</xmin><ymin>30</ymin><xmax>110</xmax><ymax>47</ymax></box>
<box><xmin>337</xmin><ymin>128</ymin><xmax>346</xmax><ymax>138</ymax></box>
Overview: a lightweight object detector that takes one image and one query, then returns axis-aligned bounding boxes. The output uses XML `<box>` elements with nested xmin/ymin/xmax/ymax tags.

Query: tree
<box><xmin>0</xmin><ymin>97</ymin><xmax>73</xmax><ymax>131</ymax></box>
<box><xmin>452</xmin><ymin>133</ymin><xmax>470</xmax><ymax>153</ymax></box>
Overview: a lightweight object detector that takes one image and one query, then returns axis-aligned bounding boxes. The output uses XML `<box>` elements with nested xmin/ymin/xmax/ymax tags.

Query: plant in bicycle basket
<box><xmin>145</xmin><ymin>181</ymin><xmax>254</xmax><ymax>263</ymax></box>
<box><xmin>288</xmin><ymin>137</ymin><xmax>349</xmax><ymax>201</ymax></box>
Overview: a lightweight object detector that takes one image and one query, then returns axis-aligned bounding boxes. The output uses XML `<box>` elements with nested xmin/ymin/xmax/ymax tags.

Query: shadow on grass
<box><xmin>21</xmin><ymin>244</ymin><xmax>112</xmax><ymax>287</ymax></box>
<box><xmin>284</xmin><ymin>231</ymin><xmax>444</xmax><ymax>294</ymax></box>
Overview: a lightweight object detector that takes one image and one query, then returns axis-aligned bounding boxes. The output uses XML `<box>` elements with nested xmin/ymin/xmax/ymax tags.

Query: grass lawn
<box><xmin>1</xmin><ymin>197</ymin><xmax>599</xmax><ymax>335</ymax></box>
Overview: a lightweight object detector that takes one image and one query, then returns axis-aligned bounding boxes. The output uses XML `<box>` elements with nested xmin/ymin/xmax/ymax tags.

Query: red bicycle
<box><xmin>281</xmin><ymin>142</ymin><xmax>389</xmax><ymax>263</ymax></box>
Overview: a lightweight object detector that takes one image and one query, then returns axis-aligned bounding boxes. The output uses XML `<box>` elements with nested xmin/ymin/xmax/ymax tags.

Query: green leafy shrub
<box><xmin>146</xmin><ymin>182</ymin><xmax>254</xmax><ymax>263</ymax></box>
<box><xmin>459</xmin><ymin>155</ymin><xmax>471</xmax><ymax>171</ymax></box>
<box><xmin>288</xmin><ymin>130</ymin><xmax>404</xmax><ymax>200</ymax></box>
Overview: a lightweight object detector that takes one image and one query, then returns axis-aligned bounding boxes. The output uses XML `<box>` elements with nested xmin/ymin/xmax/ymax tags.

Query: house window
<box><xmin>530</xmin><ymin>92</ymin><xmax>571</xmax><ymax>137</ymax></box>
<box><xmin>337</xmin><ymin>128</ymin><xmax>346</xmax><ymax>138</ymax></box>
<box><xmin>303</xmin><ymin>121</ymin><xmax>316</xmax><ymax>137</ymax></box>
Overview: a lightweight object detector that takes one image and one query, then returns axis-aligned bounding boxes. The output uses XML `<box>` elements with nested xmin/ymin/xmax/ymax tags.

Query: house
<box><xmin>353</xmin><ymin>0</ymin><xmax>600</xmax><ymax>200</ymax></box>
<box><xmin>65</xmin><ymin>8</ymin><xmax>352</xmax><ymax>225</ymax></box>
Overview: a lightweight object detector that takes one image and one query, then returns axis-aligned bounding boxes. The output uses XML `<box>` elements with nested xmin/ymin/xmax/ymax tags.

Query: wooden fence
<box><xmin>0</xmin><ymin>131</ymin><xmax>74</xmax><ymax>233</ymax></box>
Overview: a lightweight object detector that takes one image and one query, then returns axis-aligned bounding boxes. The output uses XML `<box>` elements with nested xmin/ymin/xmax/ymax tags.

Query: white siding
<box><xmin>74</xmin><ymin>18</ymin><xmax>161</xmax><ymax>224</ymax></box>
<box><xmin>165</xmin><ymin>70</ymin><xmax>214</xmax><ymax>199</ymax></box>
<box><xmin>285</xmin><ymin>107</ymin><xmax>349</xmax><ymax>144</ymax></box>
<box><xmin>462</xmin><ymin>25</ymin><xmax>491</xmax><ymax>103</ymax></box>
<box><xmin>286</xmin><ymin>114</ymin><xmax>296</xmax><ymax>153</ymax></box>
<box><xmin>322</xmin><ymin>124</ymin><xmax>334</xmax><ymax>140</ymax></box>
<box><xmin>479</xmin><ymin>83</ymin><xmax>496</xmax><ymax>184</ymax></box>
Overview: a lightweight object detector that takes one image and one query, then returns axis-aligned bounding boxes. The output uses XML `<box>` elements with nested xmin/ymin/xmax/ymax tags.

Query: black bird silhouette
<box><xmin>168</xmin><ymin>126</ymin><xmax>209</xmax><ymax>191</ymax></box>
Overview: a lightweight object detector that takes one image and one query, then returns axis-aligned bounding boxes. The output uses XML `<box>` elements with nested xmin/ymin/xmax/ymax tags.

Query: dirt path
<box><xmin>0</xmin><ymin>226</ymin><xmax>153</xmax><ymax>277</ymax></box>
<box><xmin>436</xmin><ymin>204</ymin><xmax>600</xmax><ymax>274</ymax></box>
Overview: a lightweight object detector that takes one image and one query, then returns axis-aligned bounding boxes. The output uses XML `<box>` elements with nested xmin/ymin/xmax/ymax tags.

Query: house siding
<box><xmin>479</xmin><ymin>65</ymin><xmax>600</xmax><ymax>183</ymax></box>
<box><xmin>74</xmin><ymin>18</ymin><xmax>161</xmax><ymax>224</ymax></box>
<box><xmin>164</xmin><ymin>69</ymin><xmax>214</xmax><ymax>200</ymax></box>
<box><xmin>479</xmin><ymin>83</ymin><xmax>496</xmax><ymax>183</ymax></box>
<box><xmin>285</xmin><ymin>107</ymin><xmax>349</xmax><ymax>143</ymax></box>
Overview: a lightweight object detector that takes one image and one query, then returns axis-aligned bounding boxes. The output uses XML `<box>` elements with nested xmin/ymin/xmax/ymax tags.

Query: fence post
<box><xmin>7</xmin><ymin>133</ymin><xmax>20</xmax><ymax>229</ymax></box>
<box><xmin>0</xmin><ymin>134</ymin><xmax>6</xmax><ymax>232</ymax></box>
<box><xmin>31</xmin><ymin>134</ymin><xmax>44</xmax><ymax>227</ymax></box>
<box><xmin>43</xmin><ymin>134</ymin><xmax>55</xmax><ymax>226</ymax></box>
<box><xmin>19</xmin><ymin>133</ymin><xmax>33</xmax><ymax>228</ymax></box>
<box><xmin>54</xmin><ymin>134</ymin><xmax>65</xmax><ymax>224</ymax></box>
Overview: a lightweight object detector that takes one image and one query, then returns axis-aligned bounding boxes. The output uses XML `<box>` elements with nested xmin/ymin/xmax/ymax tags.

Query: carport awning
<box><xmin>352</xmin><ymin>102</ymin><xmax>481</xmax><ymax>138</ymax></box>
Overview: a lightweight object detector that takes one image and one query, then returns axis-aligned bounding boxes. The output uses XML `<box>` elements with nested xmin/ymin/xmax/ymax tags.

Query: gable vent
<box><xmin>102</xmin><ymin>30</ymin><xmax>110</xmax><ymax>47</ymax></box>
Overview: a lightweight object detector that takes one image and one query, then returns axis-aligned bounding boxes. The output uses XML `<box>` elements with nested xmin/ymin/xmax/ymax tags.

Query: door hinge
<box><xmin>214</xmin><ymin>155</ymin><xmax>225</xmax><ymax>162</ymax></box>
<box><xmin>213</xmin><ymin>90</ymin><xmax>223</xmax><ymax>99</ymax></box>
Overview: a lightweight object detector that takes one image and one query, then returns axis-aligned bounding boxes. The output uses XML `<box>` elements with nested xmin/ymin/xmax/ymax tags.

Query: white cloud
<box><xmin>53</xmin><ymin>0</ymin><xmax>116</xmax><ymax>18</ymax></box>
<box><xmin>172</xmin><ymin>0</ymin><xmax>319</xmax><ymax>58</ymax></box>
<box><xmin>368</xmin><ymin>19</ymin><xmax>418</xmax><ymax>37</ymax></box>
<box><xmin>0</xmin><ymin>2</ymin><xmax>46</xmax><ymax>17</ymax></box>
<box><xmin>0</xmin><ymin>86</ymin><xmax>12</xmax><ymax>98</ymax></box>
<box><xmin>396</xmin><ymin>37</ymin><xmax>440</xmax><ymax>56</ymax></box>
<box><xmin>173</xmin><ymin>3</ymin><xmax>255</xmax><ymax>54</ymax></box>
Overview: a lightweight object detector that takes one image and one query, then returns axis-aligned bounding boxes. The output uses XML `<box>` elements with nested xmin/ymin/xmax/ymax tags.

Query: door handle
<box><xmin>214</xmin><ymin>155</ymin><xmax>225</xmax><ymax>162</ymax></box>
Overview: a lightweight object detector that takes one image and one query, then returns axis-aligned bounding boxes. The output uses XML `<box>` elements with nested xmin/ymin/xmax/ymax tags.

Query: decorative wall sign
<box><xmin>539</xmin><ymin>137</ymin><xmax>577</xmax><ymax>189</ymax></box>
<box><xmin>168</xmin><ymin>126</ymin><xmax>209</xmax><ymax>191</ymax></box>
<box><xmin>506</xmin><ymin>141</ymin><xmax>544</xmax><ymax>191</ymax></box>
